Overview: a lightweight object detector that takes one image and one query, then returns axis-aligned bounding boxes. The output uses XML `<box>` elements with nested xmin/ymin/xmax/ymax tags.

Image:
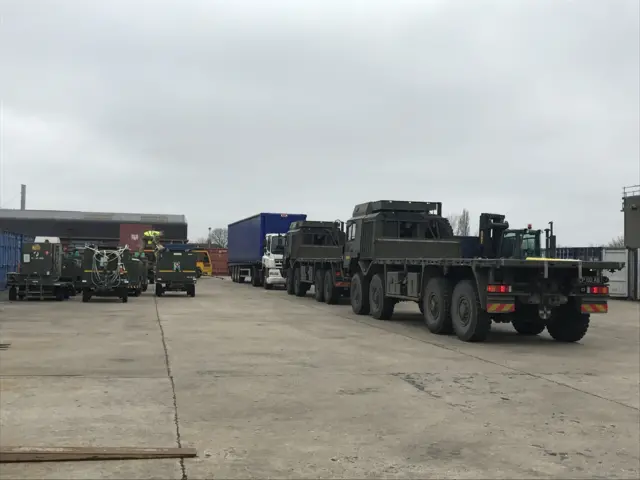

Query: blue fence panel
<box><xmin>1</xmin><ymin>230</ymin><xmax>34</xmax><ymax>290</ymax></box>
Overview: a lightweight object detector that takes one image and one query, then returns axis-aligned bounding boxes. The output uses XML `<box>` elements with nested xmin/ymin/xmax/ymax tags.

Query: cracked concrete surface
<box><xmin>1</xmin><ymin>279</ymin><xmax>638</xmax><ymax>479</ymax></box>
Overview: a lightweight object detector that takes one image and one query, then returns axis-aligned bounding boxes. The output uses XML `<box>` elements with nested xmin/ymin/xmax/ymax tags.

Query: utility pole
<box><xmin>208</xmin><ymin>227</ymin><xmax>212</xmax><ymax>248</ymax></box>
<box><xmin>20</xmin><ymin>184</ymin><xmax>26</xmax><ymax>210</ymax></box>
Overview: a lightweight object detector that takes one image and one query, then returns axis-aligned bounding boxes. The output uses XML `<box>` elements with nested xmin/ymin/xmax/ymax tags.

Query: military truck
<box><xmin>154</xmin><ymin>247</ymin><xmax>197</xmax><ymax>297</ymax></box>
<box><xmin>282</xmin><ymin>220</ymin><xmax>350</xmax><ymax>302</ymax></box>
<box><xmin>81</xmin><ymin>246</ymin><xmax>131</xmax><ymax>303</ymax></box>
<box><xmin>342</xmin><ymin>200</ymin><xmax>624</xmax><ymax>343</ymax></box>
<box><xmin>6</xmin><ymin>239</ymin><xmax>74</xmax><ymax>301</ymax></box>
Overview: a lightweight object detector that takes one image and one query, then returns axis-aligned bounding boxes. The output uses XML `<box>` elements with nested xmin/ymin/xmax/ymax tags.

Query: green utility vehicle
<box><xmin>81</xmin><ymin>246</ymin><xmax>131</xmax><ymax>303</ymax></box>
<box><xmin>7</xmin><ymin>240</ymin><xmax>74</xmax><ymax>301</ymax></box>
<box><xmin>154</xmin><ymin>248</ymin><xmax>197</xmax><ymax>297</ymax></box>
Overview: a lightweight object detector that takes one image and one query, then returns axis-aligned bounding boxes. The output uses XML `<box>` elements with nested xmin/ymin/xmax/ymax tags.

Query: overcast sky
<box><xmin>1</xmin><ymin>0</ymin><xmax>638</xmax><ymax>244</ymax></box>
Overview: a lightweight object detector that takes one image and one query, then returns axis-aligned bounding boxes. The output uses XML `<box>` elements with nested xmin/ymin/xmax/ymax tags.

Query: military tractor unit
<box><xmin>228</xmin><ymin>202</ymin><xmax>625</xmax><ymax>344</ymax></box>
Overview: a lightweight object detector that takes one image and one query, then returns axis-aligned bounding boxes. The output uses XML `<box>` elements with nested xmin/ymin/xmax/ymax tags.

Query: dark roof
<box><xmin>0</xmin><ymin>209</ymin><xmax>186</xmax><ymax>224</ymax></box>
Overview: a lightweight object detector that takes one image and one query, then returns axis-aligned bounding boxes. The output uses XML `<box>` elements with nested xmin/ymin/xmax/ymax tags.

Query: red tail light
<box><xmin>335</xmin><ymin>271</ymin><xmax>342</xmax><ymax>277</ymax></box>
<box><xmin>487</xmin><ymin>284</ymin><xmax>512</xmax><ymax>293</ymax></box>
<box><xmin>587</xmin><ymin>286</ymin><xmax>609</xmax><ymax>295</ymax></box>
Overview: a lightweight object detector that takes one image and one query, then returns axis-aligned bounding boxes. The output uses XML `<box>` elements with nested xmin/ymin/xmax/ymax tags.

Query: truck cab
<box><xmin>262</xmin><ymin>233</ymin><xmax>286</xmax><ymax>287</ymax></box>
<box><xmin>479</xmin><ymin>213</ymin><xmax>555</xmax><ymax>260</ymax></box>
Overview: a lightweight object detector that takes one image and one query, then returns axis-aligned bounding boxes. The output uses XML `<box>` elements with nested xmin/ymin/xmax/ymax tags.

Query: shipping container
<box><xmin>208</xmin><ymin>248</ymin><xmax>228</xmax><ymax>275</ymax></box>
<box><xmin>0</xmin><ymin>230</ymin><xmax>34</xmax><ymax>290</ymax></box>
<box><xmin>119</xmin><ymin>223</ymin><xmax>152</xmax><ymax>251</ymax></box>
<box><xmin>227</xmin><ymin>213</ymin><xmax>307</xmax><ymax>265</ymax></box>
<box><xmin>603</xmin><ymin>248</ymin><xmax>629</xmax><ymax>298</ymax></box>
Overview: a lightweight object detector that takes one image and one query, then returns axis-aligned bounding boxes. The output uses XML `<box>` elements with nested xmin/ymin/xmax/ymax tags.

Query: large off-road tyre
<box><xmin>451</xmin><ymin>279</ymin><xmax>491</xmax><ymax>342</ymax></box>
<box><xmin>314</xmin><ymin>269</ymin><xmax>325</xmax><ymax>302</ymax></box>
<box><xmin>155</xmin><ymin>283</ymin><xmax>164</xmax><ymax>297</ymax></box>
<box><xmin>423</xmin><ymin>277</ymin><xmax>453</xmax><ymax>334</ymax></box>
<box><xmin>186</xmin><ymin>284</ymin><xmax>196</xmax><ymax>297</ymax></box>
<box><xmin>350</xmin><ymin>272</ymin><xmax>370</xmax><ymax>315</ymax></box>
<box><xmin>286</xmin><ymin>268</ymin><xmax>295</xmax><ymax>295</ymax></box>
<box><xmin>251</xmin><ymin>268</ymin><xmax>261</xmax><ymax>287</ymax></box>
<box><xmin>323</xmin><ymin>269</ymin><xmax>340</xmax><ymax>305</ymax></box>
<box><xmin>55</xmin><ymin>287</ymin><xmax>65</xmax><ymax>302</ymax></box>
<box><xmin>369</xmin><ymin>273</ymin><xmax>395</xmax><ymax>320</ymax></box>
<box><xmin>142</xmin><ymin>284</ymin><xmax>148</xmax><ymax>292</ymax></box>
<box><xmin>293</xmin><ymin>267</ymin><xmax>306</xmax><ymax>297</ymax></box>
<box><xmin>546</xmin><ymin>306</ymin><xmax>590</xmax><ymax>342</ymax></box>
<box><xmin>511</xmin><ymin>305</ymin><xmax>546</xmax><ymax>335</ymax></box>
<box><xmin>82</xmin><ymin>289</ymin><xmax>92</xmax><ymax>303</ymax></box>
<box><xmin>196</xmin><ymin>267</ymin><xmax>203</xmax><ymax>279</ymax></box>
<box><xmin>8</xmin><ymin>287</ymin><xmax>17</xmax><ymax>301</ymax></box>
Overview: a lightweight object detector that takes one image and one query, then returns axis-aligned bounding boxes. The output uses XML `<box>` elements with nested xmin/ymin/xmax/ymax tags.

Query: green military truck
<box><xmin>123</xmin><ymin>256</ymin><xmax>145</xmax><ymax>297</ymax></box>
<box><xmin>154</xmin><ymin>247</ymin><xmax>197</xmax><ymax>297</ymax></box>
<box><xmin>282</xmin><ymin>220</ymin><xmax>350</xmax><ymax>303</ymax></box>
<box><xmin>7</xmin><ymin>240</ymin><xmax>74</xmax><ymax>301</ymax></box>
<box><xmin>339</xmin><ymin>200</ymin><xmax>625</xmax><ymax>343</ymax></box>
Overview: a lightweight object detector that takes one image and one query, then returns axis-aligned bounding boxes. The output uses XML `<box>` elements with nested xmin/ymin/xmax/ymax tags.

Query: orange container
<box><xmin>208</xmin><ymin>248</ymin><xmax>229</xmax><ymax>275</ymax></box>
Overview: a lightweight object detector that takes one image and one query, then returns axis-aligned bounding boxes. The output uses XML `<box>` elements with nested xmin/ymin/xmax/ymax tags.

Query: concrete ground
<box><xmin>0</xmin><ymin>278</ymin><xmax>638</xmax><ymax>479</ymax></box>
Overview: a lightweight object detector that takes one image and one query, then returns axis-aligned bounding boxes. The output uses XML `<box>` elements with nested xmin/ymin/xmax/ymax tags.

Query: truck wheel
<box><xmin>155</xmin><ymin>284</ymin><xmax>164</xmax><ymax>297</ymax></box>
<box><xmin>55</xmin><ymin>287</ymin><xmax>65</xmax><ymax>302</ymax></box>
<box><xmin>293</xmin><ymin>268</ymin><xmax>306</xmax><ymax>297</ymax></box>
<box><xmin>546</xmin><ymin>306</ymin><xmax>590</xmax><ymax>342</ymax></box>
<box><xmin>196</xmin><ymin>267</ymin><xmax>202</xmax><ymax>279</ymax></box>
<box><xmin>451</xmin><ymin>280</ymin><xmax>491</xmax><ymax>342</ymax></box>
<box><xmin>286</xmin><ymin>268</ymin><xmax>295</xmax><ymax>295</ymax></box>
<box><xmin>350</xmin><ymin>272</ymin><xmax>370</xmax><ymax>315</ymax></box>
<box><xmin>369</xmin><ymin>273</ymin><xmax>394</xmax><ymax>320</ymax></box>
<box><xmin>314</xmin><ymin>269</ymin><xmax>325</xmax><ymax>302</ymax></box>
<box><xmin>323</xmin><ymin>270</ymin><xmax>339</xmax><ymax>305</ymax></box>
<box><xmin>134</xmin><ymin>288</ymin><xmax>142</xmax><ymax>297</ymax></box>
<box><xmin>142</xmin><ymin>284</ymin><xmax>148</xmax><ymax>292</ymax></box>
<box><xmin>8</xmin><ymin>287</ymin><xmax>17</xmax><ymax>301</ymax></box>
<box><xmin>251</xmin><ymin>268</ymin><xmax>261</xmax><ymax>287</ymax></box>
<box><xmin>512</xmin><ymin>305</ymin><xmax>545</xmax><ymax>335</ymax></box>
<box><xmin>187</xmin><ymin>285</ymin><xmax>196</xmax><ymax>297</ymax></box>
<box><xmin>423</xmin><ymin>277</ymin><xmax>453</xmax><ymax>334</ymax></box>
<box><xmin>237</xmin><ymin>270</ymin><xmax>245</xmax><ymax>284</ymax></box>
<box><xmin>82</xmin><ymin>289</ymin><xmax>92</xmax><ymax>303</ymax></box>
<box><xmin>262</xmin><ymin>270</ymin><xmax>273</xmax><ymax>290</ymax></box>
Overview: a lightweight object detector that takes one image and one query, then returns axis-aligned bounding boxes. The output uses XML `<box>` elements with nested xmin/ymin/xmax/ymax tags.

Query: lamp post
<box><xmin>208</xmin><ymin>227</ymin><xmax>212</xmax><ymax>248</ymax></box>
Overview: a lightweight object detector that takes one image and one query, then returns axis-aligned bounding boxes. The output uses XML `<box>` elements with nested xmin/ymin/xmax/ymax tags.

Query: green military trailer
<box><xmin>6</xmin><ymin>240</ymin><xmax>74</xmax><ymax>301</ymax></box>
<box><xmin>123</xmin><ymin>257</ymin><xmax>145</xmax><ymax>297</ymax></box>
<box><xmin>81</xmin><ymin>246</ymin><xmax>131</xmax><ymax>303</ymax></box>
<box><xmin>60</xmin><ymin>248</ymin><xmax>84</xmax><ymax>296</ymax></box>
<box><xmin>154</xmin><ymin>247</ymin><xmax>197</xmax><ymax>297</ymax></box>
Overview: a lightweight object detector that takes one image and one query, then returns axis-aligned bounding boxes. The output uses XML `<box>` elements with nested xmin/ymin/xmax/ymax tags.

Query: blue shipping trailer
<box><xmin>1</xmin><ymin>230</ymin><xmax>34</xmax><ymax>290</ymax></box>
<box><xmin>228</xmin><ymin>213</ymin><xmax>307</xmax><ymax>264</ymax></box>
<box><xmin>228</xmin><ymin>212</ymin><xmax>307</xmax><ymax>286</ymax></box>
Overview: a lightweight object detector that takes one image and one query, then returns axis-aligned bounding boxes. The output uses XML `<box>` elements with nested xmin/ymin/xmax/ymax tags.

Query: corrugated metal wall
<box><xmin>1</xmin><ymin>230</ymin><xmax>34</xmax><ymax>290</ymax></box>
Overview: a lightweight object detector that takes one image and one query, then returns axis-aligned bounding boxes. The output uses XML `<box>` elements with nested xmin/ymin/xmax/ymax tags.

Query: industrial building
<box><xmin>0</xmin><ymin>209</ymin><xmax>188</xmax><ymax>249</ymax></box>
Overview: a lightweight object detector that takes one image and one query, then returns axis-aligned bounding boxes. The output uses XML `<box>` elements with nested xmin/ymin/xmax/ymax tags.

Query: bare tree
<box><xmin>446</xmin><ymin>214</ymin><xmax>459</xmax><ymax>234</ymax></box>
<box><xmin>194</xmin><ymin>237</ymin><xmax>209</xmax><ymax>244</ymax></box>
<box><xmin>209</xmin><ymin>228</ymin><xmax>228</xmax><ymax>248</ymax></box>
<box><xmin>607</xmin><ymin>235</ymin><xmax>625</xmax><ymax>248</ymax></box>
<box><xmin>446</xmin><ymin>209</ymin><xmax>471</xmax><ymax>236</ymax></box>
<box><xmin>458</xmin><ymin>209</ymin><xmax>471</xmax><ymax>236</ymax></box>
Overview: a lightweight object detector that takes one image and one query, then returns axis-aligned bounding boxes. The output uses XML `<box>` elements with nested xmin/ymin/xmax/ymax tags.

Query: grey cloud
<box><xmin>1</xmin><ymin>0</ymin><xmax>638</xmax><ymax>243</ymax></box>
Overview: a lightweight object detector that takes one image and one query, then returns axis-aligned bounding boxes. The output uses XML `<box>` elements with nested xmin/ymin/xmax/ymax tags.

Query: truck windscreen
<box><xmin>269</xmin><ymin>236</ymin><xmax>285</xmax><ymax>254</ymax></box>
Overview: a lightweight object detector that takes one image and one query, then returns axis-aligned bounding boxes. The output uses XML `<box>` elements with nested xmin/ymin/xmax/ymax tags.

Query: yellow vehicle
<box><xmin>193</xmin><ymin>249</ymin><xmax>212</xmax><ymax>277</ymax></box>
